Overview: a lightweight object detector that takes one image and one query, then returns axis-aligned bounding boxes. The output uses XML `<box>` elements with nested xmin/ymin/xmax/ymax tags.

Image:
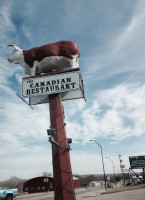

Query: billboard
<box><xmin>29</xmin><ymin>89</ymin><xmax>85</xmax><ymax>105</ymax></box>
<box><xmin>120</xmin><ymin>165</ymin><xmax>125</xmax><ymax>169</ymax></box>
<box><xmin>129</xmin><ymin>155</ymin><xmax>145</xmax><ymax>169</ymax></box>
<box><xmin>21</xmin><ymin>69</ymin><xmax>85</xmax><ymax>105</ymax></box>
<box><xmin>22</xmin><ymin>71</ymin><xmax>81</xmax><ymax>98</ymax></box>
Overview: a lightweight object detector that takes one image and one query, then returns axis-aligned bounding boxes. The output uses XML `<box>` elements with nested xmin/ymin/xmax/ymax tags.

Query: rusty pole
<box><xmin>49</xmin><ymin>93</ymin><xmax>76</xmax><ymax>200</ymax></box>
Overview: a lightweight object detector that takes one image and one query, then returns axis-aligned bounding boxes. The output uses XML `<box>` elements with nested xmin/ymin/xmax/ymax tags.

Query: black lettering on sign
<box><xmin>24</xmin><ymin>73</ymin><xmax>79</xmax><ymax>96</ymax></box>
<box><xmin>66</xmin><ymin>77</ymin><xmax>71</xmax><ymax>82</ymax></box>
<box><xmin>30</xmin><ymin>83</ymin><xmax>34</xmax><ymax>88</ymax></box>
<box><xmin>55</xmin><ymin>85</ymin><xmax>59</xmax><ymax>91</ymax></box>
<box><xmin>65</xmin><ymin>84</ymin><xmax>70</xmax><ymax>89</ymax></box>
<box><xmin>31</xmin><ymin>89</ymin><xmax>35</xmax><ymax>94</ymax></box>
<box><xmin>45</xmin><ymin>87</ymin><xmax>49</xmax><ymax>92</ymax></box>
<box><xmin>51</xmin><ymin>80</ymin><xmax>56</xmax><ymax>85</ymax></box>
<box><xmin>40</xmin><ymin>82</ymin><xmax>45</xmax><ymax>87</ymax></box>
<box><xmin>71</xmin><ymin>83</ymin><xmax>76</xmax><ymax>88</ymax></box>
<box><xmin>36</xmin><ymin>88</ymin><xmax>39</xmax><ymax>93</ymax></box>
<box><xmin>46</xmin><ymin>81</ymin><xmax>51</xmax><ymax>86</ymax></box>
<box><xmin>61</xmin><ymin>84</ymin><xmax>65</xmax><ymax>90</ymax></box>
<box><xmin>35</xmin><ymin>82</ymin><xmax>39</xmax><ymax>87</ymax></box>
<box><xmin>40</xmin><ymin>87</ymin><xmax>45</xmax><ymax>93</ymax></box>
<box><xmin>61</xmin><ymin>79</ymin><xmax>65</xmax><ymax>84</ymax></box>
<box><xmin>50</xmin><ymin>86</ymin><xmax>54</xmax><ymax>91</ymax></box>
<box><xmin>26</xmin><ymin>89</ymin><xmax>31</xmax><ymax>95</ymax></box>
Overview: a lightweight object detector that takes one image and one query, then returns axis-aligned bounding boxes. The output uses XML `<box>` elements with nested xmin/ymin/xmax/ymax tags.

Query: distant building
<box><xmin>73</xmin><ymin>177</ymin><xmax>80</xmax><ymax>188</ymax></box>
<box><xmin>23</xmin><ymin>176</ymin><xmax>54</xmax><ymax>193</ymax></box>
<box><xmin>23</xmin><ymin>176</ymin><xmax>80</xmax><ymax>193</ymax></box>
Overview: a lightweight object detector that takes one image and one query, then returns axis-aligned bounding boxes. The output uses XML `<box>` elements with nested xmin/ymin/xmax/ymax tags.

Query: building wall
<box><xmin>23</xmin><ymin>176</ymin><xmax>54</xmax><ymax>193</ymax></box>
<box><xmin>23</xmin><ymin>176</ymin><xmax>80</xmax><ymax>193</ymax></box>
<box><xmin>73</xmin><ymin>179</ymin><xmax>80</xmax><ymax>188</ymax></box>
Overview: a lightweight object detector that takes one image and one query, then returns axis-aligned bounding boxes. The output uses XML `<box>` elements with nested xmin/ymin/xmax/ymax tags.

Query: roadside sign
<box><xmin>22</xmin><ymin>71</ymin><xmax>81</xmax><ymax>98</ymax></box>
<box><xmin>129</xmin><ymin>155</ymin><xmax>145</xmax><ymax>169</ymax></box>
<box><xmin>29</xmin><ymin>88</ymin><xmax>85</xmax><ymax>105</ymax></box>
<box><xmin>120</xmin><ymin>165</ymin><xmax>125</xmax><ymax>169</ymax></box>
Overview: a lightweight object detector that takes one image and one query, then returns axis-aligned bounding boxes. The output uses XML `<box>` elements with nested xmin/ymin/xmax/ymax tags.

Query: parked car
<box><xmin>0</xmin><ymin>188</ymin><xmax>18</xmax><ymax>200</ymax></box>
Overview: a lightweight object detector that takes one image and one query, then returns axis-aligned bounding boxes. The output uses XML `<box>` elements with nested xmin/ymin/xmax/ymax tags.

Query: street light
<box><xmin>90</xmin><ymin>140</ymin><xmax>107</xmax><ymax>191</ymax></box>
<box><xmin>115</xmin><ymin>167</ymin><xmax>121</xmax><ymax>187</ymax></box>
<box><xmin>105</xmin><ymin>156</ymin><xmax>117</xmax><ymax>188</ymax></box>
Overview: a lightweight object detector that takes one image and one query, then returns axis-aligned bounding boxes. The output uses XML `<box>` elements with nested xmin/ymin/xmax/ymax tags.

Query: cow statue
<box><xmin>7</xmin><ymin>41</ymin><xmax>80</xmax><ymax>76</ymax></box>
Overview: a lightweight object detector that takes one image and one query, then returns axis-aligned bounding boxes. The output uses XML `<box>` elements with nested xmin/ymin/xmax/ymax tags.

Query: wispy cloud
<box><xmin>1</xmin><ymin>80</ymin><xmax>144</xmax><ymax>156</ymax></box>
<box><xmin>83</xmin><ymin>1</ymin><xmax>145</xmax><ymax>84</ymax></box>
<box><xmin>65</xmin><ymin>83</ymin><xmax>145</xmax><ymax>143</ymax></box>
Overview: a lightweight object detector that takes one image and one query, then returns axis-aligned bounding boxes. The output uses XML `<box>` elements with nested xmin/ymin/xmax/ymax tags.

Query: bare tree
<box><xmin>0</xmin><ymin>176</ymin><xmax>26</xmax><ymax>192</ymax></box>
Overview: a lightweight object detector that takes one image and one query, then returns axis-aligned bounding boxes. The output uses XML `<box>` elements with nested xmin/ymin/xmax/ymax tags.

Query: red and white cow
<box><xmin>7</xmin><ymin>41</ymin><xmax>80</xmax><ymax>76</ymax></box>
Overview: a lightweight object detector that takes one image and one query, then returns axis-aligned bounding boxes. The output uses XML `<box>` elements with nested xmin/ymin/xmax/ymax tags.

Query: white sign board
<box><xmin>22</xmin><ymin>71</ymin><xmax>81</xmax><ymax>98</ymax></box>
<box><xmin>29</xmin><ymin>85</ymin><xmax>85</xmax><ymax>105</ymax></box>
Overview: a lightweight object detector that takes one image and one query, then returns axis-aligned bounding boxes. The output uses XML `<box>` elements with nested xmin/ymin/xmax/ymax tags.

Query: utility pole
<box><xmin>143</xmin><ymin>168</ymin><xmax>145</xmax><ymax>183</ymax></box>
<box><xmin>119</xmin><ymin>155</ymin><xmax>125</xmax><ymax>186</ymax></box>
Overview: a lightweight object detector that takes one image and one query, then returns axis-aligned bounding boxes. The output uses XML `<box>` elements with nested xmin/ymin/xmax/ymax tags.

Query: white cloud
<box><xmin>113</xmin><ymin>3</ymin><xmax>145</xmax><ymax>56</ymax></box>
<box><xmin>0</xmin><ymin>90</ymin><xmax>50</xmax><ymax>153</ymax></box>
<box><xmin>0</xmin><ymin>144</ymin><xmax>53</xmax><ymax>180</ymax></box>
<box><xmin>71</xmin><ymin>152</ymin><xmax>132</xmax><ymax>175</ymax></box>
<box><xmin>70</xmin><ymin>151</ymin><xmax>104</xmax><ymax>175</ymax></box>
<box><xmin>0</xmin><ymin>1</ymin><xmax>16</xmax><ymax>50</ymax></box>
<box><xmin>0</xmin><ymin>2</ymin><xmax>14</xmax><ymax>31</ymax></box>
<box><xmin>64</xmin><ymin>83</ymin><xmax>145</xmax><ymax>143</ymax></box>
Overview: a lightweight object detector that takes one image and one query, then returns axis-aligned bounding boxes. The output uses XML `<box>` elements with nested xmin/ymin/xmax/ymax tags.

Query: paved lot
<box><xmin>76</xmin><ymin>188</ymin><xmax>145</xmax><ymax>200</ymax></box>
<box><xmin>16</xmin><ymin>185</ymin><xmax>145</xmax><ymax>200</ymax></box>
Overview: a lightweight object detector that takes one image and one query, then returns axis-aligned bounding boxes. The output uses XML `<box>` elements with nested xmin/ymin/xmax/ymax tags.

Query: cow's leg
<box><xmin>71</xmin><ymin>54</ymin><xmax>79</xmax><ymax>68</ymax></box>
<box><xmin>30</xmin><ymin>61</ymin><xmax>38</xmax><ymax>76</ymax></box>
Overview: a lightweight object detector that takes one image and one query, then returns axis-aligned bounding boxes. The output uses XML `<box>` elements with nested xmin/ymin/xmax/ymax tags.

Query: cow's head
<box><xmin>7</xmin><ymin>44</ymin><xmax>22</xmax><ymax>64</ymax></box>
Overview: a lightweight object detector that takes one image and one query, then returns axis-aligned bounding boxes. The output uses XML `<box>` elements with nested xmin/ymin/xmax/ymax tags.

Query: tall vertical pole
<box><xmin>143</xmin><ymin>168</ymin><xmax>145</xmax><ymax>183</ymax></box>
<box><xmin>119</xmin><ymin>155</ymin><xmax>125</xmax><ymax>186</ymax></box>
<box><xmin>90</xmin><ymin>140</ymin><xmax>107</xmax><ymax>191</ymax></box>
<box><xmin>106</xmin><ymin>157</ymin><xmax>117</xmax><ymax>188</ymax></box>
<box><xmin>100</xmin><ymin>146</ymin><xmax>107</xmax><ymax>191</ymax></box>
<box><xmin>49</xmin><ymin>93</ymin><xmax>75</xmax><ymax>200</ymax></box>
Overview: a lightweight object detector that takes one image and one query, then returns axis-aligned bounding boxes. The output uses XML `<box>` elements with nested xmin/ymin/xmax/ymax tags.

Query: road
<box><xmin>16</xmin><ymin>188</ymin><xmax>102</xmax><ymax>200</ymax></box>
<box><xmin>16</xmin><ymin>187</ymin><xmax>145</xmax><ymax>200</ymax></box>
<box><xmin>91</xmin><ymin>188</ymin><xmax>145</xmax><ymax>200</ymax></box>
<box><xmin>16</xmin><ymin>192</ymin><xmax>54</xmax><ymax>200</ymax></box>
<box><xmin>76</xmin><ymin>188</ymin><xmax>145</xmax><ymax>200</ymax></box>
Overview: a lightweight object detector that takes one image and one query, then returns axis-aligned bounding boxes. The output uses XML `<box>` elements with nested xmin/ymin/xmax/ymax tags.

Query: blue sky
<box><xmin>0</xmin><ymin>0</ymin><xmax>145</xmax><ymax>180</ymax></box>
